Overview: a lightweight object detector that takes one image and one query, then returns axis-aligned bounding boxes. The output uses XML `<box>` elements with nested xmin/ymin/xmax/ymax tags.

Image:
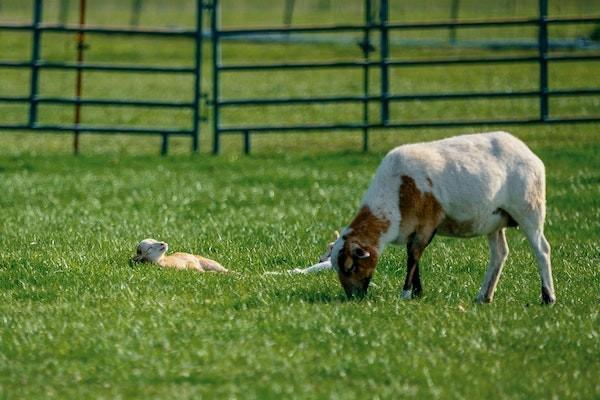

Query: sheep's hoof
<box><xmin>541</xmin><ymin>287</ymin><xmax>556</xmax><ymax>305</ymax></box>
<box><xmin>475</xmin><ymin>295</ymin><xmax>493</xmax><ymax>304</ymax></box>
<box><xmin>401</xmin><ymin>289</ymin><xmax>412</xmax><ymax>300</ymax></box>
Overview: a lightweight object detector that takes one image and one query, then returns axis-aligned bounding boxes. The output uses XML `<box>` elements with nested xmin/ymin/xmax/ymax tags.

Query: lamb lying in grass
<box><xmin>264</xmin><ymin>231</ymin><xmax>339</xmax><ymax>275</ymax></box>
<box><xmin>132</xmin><ymin>238</ymin><xmax>228</xmax><ymax>272</ymax></box>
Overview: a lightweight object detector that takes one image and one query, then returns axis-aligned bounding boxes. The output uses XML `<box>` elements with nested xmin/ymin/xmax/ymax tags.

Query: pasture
<box><xmin>1</xmin><ymin>1</ymin><xmax>599</xmax><ymax>398</ymax></box>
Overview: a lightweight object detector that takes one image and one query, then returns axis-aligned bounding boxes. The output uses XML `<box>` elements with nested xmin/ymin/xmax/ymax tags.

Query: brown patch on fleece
<box><xmin>399</xmin><ymin>175</ymin><xmax>444</xmax><ymax>239</ymax></box>
<box><xmin>347</xmin><ymin>206</ymin><xmax>391</xmax><ymax>247</ymax></box>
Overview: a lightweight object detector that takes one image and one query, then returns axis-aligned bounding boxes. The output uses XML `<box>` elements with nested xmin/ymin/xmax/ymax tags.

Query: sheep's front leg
<box><xmin>402</xmin><ymin>233</ymin><xmax>432</xmax><ymax>299</ymax></box>
<box><xmin>477</xmin><ymin>228</ymin><xmax>509</xmax><ymax>303</ymax></box>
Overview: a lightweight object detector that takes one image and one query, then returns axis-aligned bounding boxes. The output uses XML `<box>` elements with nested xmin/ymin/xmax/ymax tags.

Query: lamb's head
<box><xmin>132</xmin><ymin>238</ymin><xmax>168</xmax><ymax>263</ymax></box>
<box><xmin>330</xmin><ymin>230</ymin><xmax>379</xmax><ymax>298</ymax></box>
<box><xmin>319</xmin><ymin>230</ymin><xmax>340</xmax><ymax>262</ymax></box>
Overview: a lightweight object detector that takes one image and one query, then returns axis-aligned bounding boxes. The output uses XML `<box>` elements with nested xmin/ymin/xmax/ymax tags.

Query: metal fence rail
<box><xmin>0</xmin><ymin>0</ymin><xmax>205</xmax><ymax>155</ymax></box>
<box><xmin>211</xmin><ymin>0</ymin><xmax>600</xmax><ymax>154</ymax></box>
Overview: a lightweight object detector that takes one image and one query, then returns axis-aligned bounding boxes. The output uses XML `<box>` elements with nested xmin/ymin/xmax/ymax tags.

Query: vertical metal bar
<box><xmin>73</xmin><ymin>0</ymin><xmax>87</xmax><ymax>155</ymax></box>
<box><xmin>161</xmin><ymin>133</ymin><xmax>169</xmax><ymax>155</ymax></box>
<box><xmin>28</xmin><ymin>0</ymin><xmax>43</xmax><ymax>128</ymax></box>
<box><xmin>192</xmin><ymin>0</ymin><xmax>202</xmax><ymax>153</ymax></box>
<box><xmin>449</xmin><ymin>0</ymin><xmax>460</xmax><ymax>45</ymax></box>
<box><xmin>379</xmin><ymin>0</ymin><xmax>389</xmax><ymax>125</ymax></box>
<box><xmin>538</xmin><ymin>0</ymin><xmax>549</xmax><ymax>121</ymax></box>
<box><xmin>362</xmin><ymin>0</ymin><xmax>372</xmax><ymax>152</ymax></box>
<box><xmin>243</xmin><ymin>130</ymin><xmax>251</xmax><ymax>154</ymax></box>
<box><xmin>211</xmin><ymin>0</ymin><xmax>221</xmax><ymax>154</ymax></box>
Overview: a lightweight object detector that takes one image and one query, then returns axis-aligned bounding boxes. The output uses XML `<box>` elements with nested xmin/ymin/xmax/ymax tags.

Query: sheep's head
<box><xmin>132</xmin><ymin>238</ymin><xmax>168</xmax><ymax>263</ymax></box>
<box><xmin>318</xmin><ymin>230</ymin><xmax>340</xmax><ymax>262</ymax></box>
<box><xmin>331</xmin><ymin>207</ymin><xmax>389</xmax><ymax>298</ymax></box>
<box><xmin>331</xmin><ymin>233</ymin><xmax>379</xmax><ymax>298</ymax></box>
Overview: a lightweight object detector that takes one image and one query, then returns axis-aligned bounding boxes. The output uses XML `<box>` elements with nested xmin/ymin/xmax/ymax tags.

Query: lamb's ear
<box><xmin>333</xmin><ymin>230</ymin><xmax>340</xmax><ymax>240</ymax></box>
<box><xmin>350</xmin><ymin>243</ymin><xmax>370</xmax><ymax>259</ymax></box>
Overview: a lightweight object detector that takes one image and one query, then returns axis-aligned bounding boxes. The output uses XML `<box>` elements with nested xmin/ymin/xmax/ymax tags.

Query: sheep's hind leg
<box><xmin>477</xmin><ymin>228</ymin><xmax>509</xmax><ymax>303</ymax></box>
<box><xmin>524</xmin><ymin>228</ymin><xmax>555</xmax><ymax>304</ymax></box>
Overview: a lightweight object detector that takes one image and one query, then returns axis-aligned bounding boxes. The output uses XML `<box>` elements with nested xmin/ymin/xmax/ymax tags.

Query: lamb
<box><xmin>132</xmin><ymin>238</ymin><xmax>228</xmax><ymax>272</ymax></box>
<box><xmin>330</xmin><ymin>131</ymin><xmax>556</xmax><ymax>304</ymax></box>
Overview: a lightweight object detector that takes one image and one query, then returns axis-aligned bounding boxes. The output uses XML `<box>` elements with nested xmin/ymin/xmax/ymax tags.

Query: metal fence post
<box><xmin>379</xmin><ymin>0</ymin><xmax>389</xmax><ymax>125</ymax></box>
<box><xmin>73</xmin><ymin>0</ymin><xmax>87</xmax><ymax>155</ymax></box>
<box><xmin>161</xmin><ymin>133</ymin><xmax>169</xmax><ymax>155</ymax></box>
<box><xmin>538</xmin><ymin>0</ymin><xmax>549</xmax><ymax>121</ymax></box>
<box><xmin>243</xmin><ymin>130</ymin><xmax>251</xmax><ymax>154</ymax></box>
<box><xmin>192</xmin><ymin>0</ymin><xmax>203</xmax><ymax>153</ymax></box>
<box><xmin>28</xmin><ymin>0</ymin><xmax>43</xmax><ymax>127</ymax></box>
<box><xmin>361</xmin><ymin>0</ymin><xmax>373</xmax><ymax>152</ymax></box>
<box><xmin>211</xmin><ymin>0</ymin><xmax>221</xmax><ymax>154</ymax></box>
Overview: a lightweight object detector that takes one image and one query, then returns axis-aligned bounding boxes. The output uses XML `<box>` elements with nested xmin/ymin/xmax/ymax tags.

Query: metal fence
<box><xmin>1</xmin><ymin>1</ymin><xmax>600</xmax><ymax>155</ymax></box>
<box><xmin>211</xmin><ymin>0</ymin><xmax>600</xmax><ymax>154</ymax></box>
<box><xmin>0</xmin><ymin>0</ymin><xmax>205</xmax><ymax>155</ymax></box>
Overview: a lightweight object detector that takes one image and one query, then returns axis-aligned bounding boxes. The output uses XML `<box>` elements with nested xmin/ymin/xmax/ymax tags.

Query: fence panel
<box><xmin>210</xmin><ymin>0</ymin><xmax>600</xmax><ymax>154</ymax></box>
<box><xmin>0</xmin><ymin>0</ymin><xmax>205</xmax><ymax>155</ymax></box>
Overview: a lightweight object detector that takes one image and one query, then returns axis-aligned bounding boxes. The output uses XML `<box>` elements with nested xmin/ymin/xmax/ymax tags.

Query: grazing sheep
<box><xmin>330</xmin><ymin>131</ymin><xmax>555</xmax><ymax>304</ymax></box>
<box><xmin>132</xmin><ymin>238</ymin><xmax>228</xmax><ymax>272</ymax></box>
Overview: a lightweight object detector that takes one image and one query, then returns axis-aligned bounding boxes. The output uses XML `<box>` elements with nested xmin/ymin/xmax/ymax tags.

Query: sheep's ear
<box><xmin>350</xmin><ymin>243</ymin><xmax>370</xmax><ymax>259</ymax></box>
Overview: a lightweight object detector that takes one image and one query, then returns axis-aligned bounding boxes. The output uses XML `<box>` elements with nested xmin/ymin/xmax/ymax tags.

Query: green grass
<box><xmin>1</xmin><ymin>1</ymin><xmax>600</xmax><ymax>398</ymax></box>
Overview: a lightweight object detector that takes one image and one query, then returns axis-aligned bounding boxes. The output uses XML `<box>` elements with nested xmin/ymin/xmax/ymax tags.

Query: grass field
<box><xmin>1</xmin><ymin>1</ymin><xmax>600</xmax><ymax>399</ymax></box>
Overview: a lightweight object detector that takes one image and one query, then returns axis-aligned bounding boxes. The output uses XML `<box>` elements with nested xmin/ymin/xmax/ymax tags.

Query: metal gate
<box><xmin>0</xmin><ymin>0</ymin><xmax>205</xmax><ymax>155</ymax></box>
<box><xmin>210</xmin><ymin>0</ymin><xmax>600</xmax><ymax>154</ymax></box>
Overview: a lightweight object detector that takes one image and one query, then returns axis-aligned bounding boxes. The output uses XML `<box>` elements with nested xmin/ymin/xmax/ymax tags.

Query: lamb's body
<box><xmin>331</xmin><ymin>131</ymin><xmax>555</xmax><ymax>303</ymax></box>
<box><xmin>159</xmin><ymin>253</ymin><xmax>228</xmax><ymax>272</ymax></box>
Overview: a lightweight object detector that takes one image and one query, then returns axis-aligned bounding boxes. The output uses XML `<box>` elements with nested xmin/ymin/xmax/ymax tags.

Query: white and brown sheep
<box><xmin>330</xmin><ymin>131</ymin><xmax>555</xmax><ymax>304</ymax></box>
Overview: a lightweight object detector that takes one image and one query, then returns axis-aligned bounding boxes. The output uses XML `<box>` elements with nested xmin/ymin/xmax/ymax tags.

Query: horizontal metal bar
<box><xmin>386</xmin><ymin>16</ymin><xmax>600</xmax><ymax>30</ymax></box>
<box><xmin>0</xmin><ymin>21</ymin><xmax>196</xmax><ymax>37</ymax></box>
<box><xmin>219</xmin><ymin>61</ymin><xmax>368</xmax><ymax>71</ymax></box>
<box><xmin>0</xmin><ymin>96</ymin><xmax>29</xmax><ymax>103</ymax></box>
<box><xmin>545</xmin><ymin>16</ymin><xmax>600</xmax><ymax>24</ymax></box>
<box><xmin>0</xmin><ymin>61</ymin><xmax>31</xmax><ymax>68</ymax></box>
<box><xmin>219</xmin><ymin>122</ymin><xmax>366</xmax><ymax>133</ymax></box>
<box><xmin>219</xmin><ymin>55</ymin><xmax>542</xmax><ymax>71</ymax></box>
<box><xmin>386</xmin><ymin>17</ymin><xmax>539</xmax><ymax>30</ymax></box>
<box><xmin>218</xmin><ymin>95</ymin><xmax>372</xmax><ymax>106</ymax></box>
<box><xmin>218</xmin><ymin>91</ymin><xmax>541</xmax><ymax>106</ymax></box>
<box><xmin>6</xmin><ymin>89</ymin><xmax>595</xmax><ymax>108</ymax></box>
<box><xmin>0</xmin><ymin>60</ymin><xmax>195</xmax><ymax>73</ymax></box>
<box><xmin>0</xmin><ymin>124</ymin><xmax>30</xmax><ymax>130</ymax></box>
<box><xmin>546</xmin><ymin>54</ymin><xmax>600</xmax><ymax>62</ymax></box>
<box><xmin>36</xmin><ymin>96</ymin><xmax>194</xmax><ymax>108</ymax></box>
<box><xmin>217</xmin><ymin>23</ymin><xmax>368</xmax><ymax>37</ymax></box>
<box><xmin>387</xmin><ymin>55</ymin><xmax>541</xmax><ymax>66</ymax></box>
<box><xmin>39</xmin><ymin>61</ymin><xmax>195</xmax><ymax>73</ymax></box>
<box><xmin>0</xmin><ymin>124</ymin><xmax>193</xmax><ymax>135</ymax></box>
<box><xmin>548</xmin><ymin>88</ymin><xmax>600</xmax><ymax>96</ymax></box>
<box><xmin>218</xmin><ymin>116</ymin><xmax>600</xmax><ymax>134</ymax></box>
